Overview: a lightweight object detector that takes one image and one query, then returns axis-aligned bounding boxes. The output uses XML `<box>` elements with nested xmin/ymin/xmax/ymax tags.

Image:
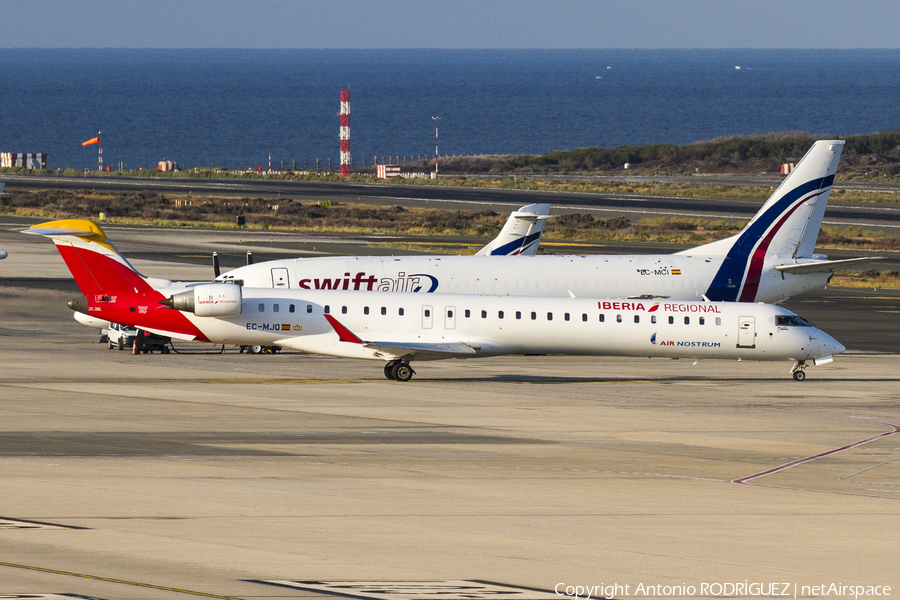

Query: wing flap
<box><xmin>363</xmin><ymin>341</ymin><xmax>479</xmax><ymax>360</ymax></box>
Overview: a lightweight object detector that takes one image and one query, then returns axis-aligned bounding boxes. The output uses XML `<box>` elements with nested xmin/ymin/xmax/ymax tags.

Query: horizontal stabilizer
<box><xmin>775</xmin><ymin>257</ymin><xmax>883</xmax><ymax>275</ymax></box>
<box><xmin>23</xmin><ymin>225</ymin><xmax>104</xmax><ymax>238</ymax></box>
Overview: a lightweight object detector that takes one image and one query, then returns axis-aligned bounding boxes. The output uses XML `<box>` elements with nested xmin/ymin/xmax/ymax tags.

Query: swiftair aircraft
<box><xmin>217</xmin><ymin>140</ymin><xmax>875</xmax><ymax>302</ymax></box>
<box><xmin>26</xmin><ymin>219</ymin><xmax>844</xmax><ymax>382</ymax></box>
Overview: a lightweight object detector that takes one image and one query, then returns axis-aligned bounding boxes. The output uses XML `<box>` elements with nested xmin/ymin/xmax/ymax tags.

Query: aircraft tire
<box><xmin>249</xmin><ymin>344</ymin><xmax>263</xmax><ymax>355</ymax></box>
<box><xmin>384</xmin><ymin>361</ymin><xmax>397</xmax><ymax>380</ymax></box>
<box><xmin>391</xmin><ymin>362</ymin><xmax>414</xmax><ymax>382</ymax></box>
<box><xmin>793</xmin><ymin>370</ymin><xmax>806</xmax><ymax>381</ymax></box>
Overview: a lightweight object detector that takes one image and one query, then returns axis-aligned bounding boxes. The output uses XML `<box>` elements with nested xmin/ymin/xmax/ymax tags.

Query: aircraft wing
<box><xmin>775</xmin><ymin>257</ymin><xmax>883</xmax><ymax>274</ymax></box>
<box><xmin>363</xmin><ymin>341</ymin><xmax>478</xmax><ymax>360</ymax></box>
<box><xmin>323</xmin><ymin>314</ymin><xmax>479</xmax><ymax>359</ymax></box>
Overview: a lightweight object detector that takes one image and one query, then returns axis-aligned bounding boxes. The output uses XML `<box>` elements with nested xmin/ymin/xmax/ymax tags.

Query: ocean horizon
<box><xmin>1</xmin><ymin>48</ymin><xmax>899</xmax><ymax>170</ymax></box>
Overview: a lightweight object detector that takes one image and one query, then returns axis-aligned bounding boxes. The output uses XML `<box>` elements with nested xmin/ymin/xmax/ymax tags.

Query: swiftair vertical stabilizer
<box><xmin>476</xmin><ymin>203</ymin><xmax>553</xmax><ymax>256</ymax></box>
<box><xmin>683</xmin><ymin>140</ymin><xmax>844</xmax><ymax>301</ymax></box>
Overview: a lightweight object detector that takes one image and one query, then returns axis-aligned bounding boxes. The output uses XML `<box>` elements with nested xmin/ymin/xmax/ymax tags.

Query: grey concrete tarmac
<box><xmin>1</xmin><ymin>287</ymin><xmax>899</xmax><ymax>599</ymax></box>
<box><xmin>2</xmin><ymin>219</ymin><xmax>900</xmax><ymax>598</ymax></box>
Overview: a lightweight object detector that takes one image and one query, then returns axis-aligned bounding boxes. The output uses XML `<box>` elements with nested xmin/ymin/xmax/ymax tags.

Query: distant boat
<box><xmin>595</xmin><ymin>76</ymin><xmax>602</xmax><ymax>79</ymax></box>
<box><xmin>735</xmin><ymin>66</ymin><xmax>742</xmax><ymax>70</ymax></box>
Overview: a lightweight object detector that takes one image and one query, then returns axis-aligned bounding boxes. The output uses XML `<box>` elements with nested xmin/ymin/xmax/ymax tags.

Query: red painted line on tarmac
<box><xmin>732</xmin><ymin>421</ymin><xmax>900</xmax><ymax>498</ymax></box>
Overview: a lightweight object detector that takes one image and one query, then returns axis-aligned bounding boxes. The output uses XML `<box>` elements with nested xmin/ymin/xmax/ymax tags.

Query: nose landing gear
<box><xmin>384</xmin><ymin>360</ymin><xmax>415</xmax><ymax>382</ymax></box>
<box><xmin>791</xmin><ymin>360</ymin><xmax>807</xmax><ymax>381</ymax></box>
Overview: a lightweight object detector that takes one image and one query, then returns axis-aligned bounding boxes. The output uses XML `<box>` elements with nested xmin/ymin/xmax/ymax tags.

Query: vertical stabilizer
<box><xmin>476</xmin><ymin>203</ymin><xmax>553</xmax><ymax>256</ymax></box>
<box><xmin>689</xmin><ymin>140</ymin><xmax>844</xmax><ymax>302</ymax></box>
<box><xmin>23</xmin><ymin>219</ymin><xmax>152</xmax><ymax>296</ymax></box>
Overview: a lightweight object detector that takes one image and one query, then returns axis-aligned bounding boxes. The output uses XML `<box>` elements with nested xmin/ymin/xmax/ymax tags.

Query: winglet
<box><xmin>324</xmin><ymin>314</ymin><xmax>364</xmax><ymax>343</ymax></box>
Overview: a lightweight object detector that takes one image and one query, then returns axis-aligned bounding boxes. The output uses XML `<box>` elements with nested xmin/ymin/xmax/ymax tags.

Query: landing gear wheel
<box><xmin>791</xmin><ymin>360</ymin><xmax>808</xmax><ymax>381</ymax></box>
<box><xmin>249</xmin><ymin>344</ymin><xmax>263</xmax><ymax>355</ymax></box>
<box><xmin>384</xmin><ymin>361</ymin><xmax>398</xmax><ymax>380</ymax></box>
<box><xmin>391</xmin><ymin>362</ymin><xmax>414</xmax><ymax>382</ymax></box>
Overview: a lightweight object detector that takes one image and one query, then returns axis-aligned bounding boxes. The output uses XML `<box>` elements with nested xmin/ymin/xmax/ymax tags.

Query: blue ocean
<box><xmin>1</xmin><ymin>49</ymin><xmax>899</xmax><ymax>171</ymax></box>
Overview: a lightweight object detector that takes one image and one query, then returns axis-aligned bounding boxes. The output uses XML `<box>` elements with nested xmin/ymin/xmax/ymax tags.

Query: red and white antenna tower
<box><xmin>340</xmin><ymin>89</ymin><xmax>351</xmax><ymax>176</ymax></box>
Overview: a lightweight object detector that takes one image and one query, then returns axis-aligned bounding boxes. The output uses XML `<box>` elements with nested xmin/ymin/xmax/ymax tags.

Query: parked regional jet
<box><xmin>217</xmin><ymin>140</ymin><xmax>875</xmax><ymax>303</ymax></box>
<box><xmin>26</xmin><ymin>218</ymin><xmax>844</xmax><ymax>382</ymax></box>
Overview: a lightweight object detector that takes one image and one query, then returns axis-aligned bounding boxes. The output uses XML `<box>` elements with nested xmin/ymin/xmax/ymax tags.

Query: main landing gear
<box><xmin>384</xmin><ymin>360</ymin><xmax>415</xmax><ymax>382</ymax></box>
<box><xmin>791</xmin><ymin>360</ymin><xmax>808</xmax><ymax>381</ymax></box>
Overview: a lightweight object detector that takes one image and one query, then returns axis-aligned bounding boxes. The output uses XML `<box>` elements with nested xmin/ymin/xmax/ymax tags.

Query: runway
<box><xmin>2</xmin><ymin>218</ymin><xmax>900</xmax><ymax>599</ymax></box>
<box><xmin>5</xmin><ymin>173</ymin><xmax>900</xmax><ymax>234</ymax></box>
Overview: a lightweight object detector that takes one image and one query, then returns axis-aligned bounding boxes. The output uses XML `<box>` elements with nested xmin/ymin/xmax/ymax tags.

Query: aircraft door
<box><xmin>422</xmin><ymin>305</ymin><xmax>433</xmax><ymax>329</ymax></box>
<box><xmin>737</xmin><ymin>316</ymin><xmax>756</xmax><ymax>348</ymax></box>
<box><xmin>271</xmin><ymin>267</ymin><xmax>290</xmax><ymax>288</ymax></box>
<box><xmin>444</xmin><ymin>306</ymin><xmax>456</xmax><ymax>330</ymax></box>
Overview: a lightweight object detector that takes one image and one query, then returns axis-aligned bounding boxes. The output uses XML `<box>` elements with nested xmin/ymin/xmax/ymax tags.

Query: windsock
<box><xmin>82</xmin><ymin>137</ymin><xmax>100</xmax><ymax>146</ymax></box>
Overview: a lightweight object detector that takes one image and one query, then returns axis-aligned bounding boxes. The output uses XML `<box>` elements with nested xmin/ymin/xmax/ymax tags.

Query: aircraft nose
<box><xmin>813</xmin><ymin>330</ymin><xmax>844</xmax><ymax>356</ymax></box>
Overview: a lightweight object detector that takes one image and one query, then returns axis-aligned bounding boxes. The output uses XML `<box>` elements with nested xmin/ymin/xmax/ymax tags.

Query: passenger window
<box><xmin>306</xmin><ymin>304</ymin><xmax>312</xmax><ymax>313</ymax></box>
<box><xmin>599</xmin><ymin>314</ymin><xmax>605</xmax><ymax>322</ymax></box>
<box><xmin>324</xmin><ymin>305</ymin><xmax>330</xmax><ymax>314</ymax></box>
<box><xmin>716</xmin><ymin>317</ymin><xmax>721</xmax><ymax>325</ymax></box>
<box><xmin>399</xmin><ymin>307</ymin><xmax>404</xmax><ymax>316</ymax></box>
<box><xmin>342</xmin><ymin>306</ymin><xmax>347</xmax><ymax>314</ymax></box>
<box><xmin>289</xmin><ymin>304</ymin><xmax>295</xmax><ymax>313</ymax></box>
<box><xmin>531</xmin><ymin>312</ymin><xmax>537</xmax><ymax>320</ymax></box>
<box><xmin>381</xmin><ymin>307</ymin><xmax>386</xmax><ymax>315</ymax></box>
<box><xmin>616</xmin><ymin>314</ymin><xmax>622</xmax><ymax>323</ymax></box>
<box><xmin>465</xmin><ymin>309</ymin><xmax>471</xmax><ymax>318</ymax></box>
<box><xmin>364</xmin><ymin>306</ymin><xmax>369</xmax><ymax>315</ymax></box>
<box><xmin>258</xmin><ymin>303</ymin><xmax>264</xmax><ymax>312</ymax></box>
<box><xmin>424</xmin><ymin>309</ymin><xmax>431</xmax><ymax>317</ymax></box>
<box><xmin>684</xmin><ymin>316</ymin><xmax>690</xmax><ymax>325</ymax></box>
<box><xmin>273</xmin><ymin>303</ymin><xmax>279</xmax><ymax>313</ymax></box>
<box><xmin>448</xmin><ymin>309</ymin><xmax>453</xmax><ymax>318</ymax></box>
<box><xmin>582</xmin><ymin>313</ymin><xmax>587</xmax><ymax>322</ymax></box>
<box><xmin>547</xmin><ymin>312</ymin><xmax>553</xmax><ymax>321</ymax></box>
<box><xmin>481</xmin><ymin>310</ymin><xmax>487</xmax><ymax>318</ymax></box>
<box><xmin>565</xmin><ymin>313</ymin><xmax>570</xmax><ymax>321</ymax></box>
<box><xmin>651</xmin><ymin>315</ymin><xmax>656</xmax><ymax>324</ymax></box>
<box><xmin>516</xmin><ymin>311</ymin><xmax>522</xmax><ymax>319</ymax></box>
<box><xmin>668</xmin><ymin>316</ymin><xmax>674</xmax><ymax>325</ymax></box>
<box><xmin>699</xmin><ymin>317</ymin><xmax>705</xmax><ymax>325</ymax></box>
<box><xmin>634</xmin><ymin>315</ymin><xmax>640</xmax><ymax>323</ymax></box>
<box><xmin>498</xmin><ymin>311</ymin><xmax>504</xmax><ymax>319</ymax></box>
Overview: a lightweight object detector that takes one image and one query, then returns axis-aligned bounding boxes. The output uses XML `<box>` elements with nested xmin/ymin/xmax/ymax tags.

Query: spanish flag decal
<box><xmin>672</xmin><ymin>269</ymin><xmax>682</xmax><ymax>275</ymax></box>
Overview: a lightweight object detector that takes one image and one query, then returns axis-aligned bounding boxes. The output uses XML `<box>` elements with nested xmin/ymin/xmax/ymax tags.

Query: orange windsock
<box><xmin>82</xmin><ymin>137</ymin><xmax>100</xmax><ymax>146</ymax></box>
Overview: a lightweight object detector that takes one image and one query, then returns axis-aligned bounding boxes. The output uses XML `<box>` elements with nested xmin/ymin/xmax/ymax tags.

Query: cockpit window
<box><xmin>776</xmin><ymin>315</ymin><xmax>814</xmax><ymax>327</ymax></box>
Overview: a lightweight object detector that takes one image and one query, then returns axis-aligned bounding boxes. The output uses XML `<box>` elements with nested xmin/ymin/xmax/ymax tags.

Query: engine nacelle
<box><xmin>161</xmin><ymin>283</ymin><xmax>242</xmax><ymax>317</ymax></box>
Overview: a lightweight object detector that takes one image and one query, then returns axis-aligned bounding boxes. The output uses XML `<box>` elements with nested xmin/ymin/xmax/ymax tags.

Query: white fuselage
<box><xmin>217</xmin><ymin>254</ymin><xmax>830</xmax><ymax>304</ymax></box>
<box><xmin>161</xmin><ymin>288</ymin><xmax>843</xmax><ymax>364</ymax></box>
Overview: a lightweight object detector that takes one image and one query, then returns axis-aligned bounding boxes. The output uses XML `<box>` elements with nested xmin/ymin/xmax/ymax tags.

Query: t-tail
<box><xmin>680</xmin><ymin>140</ymin><xmax>845</xmax><ymax>302</ymax></box>
<box><xmin>476</xmin><ymin>203</ymin><xmax>553</xmax><ymax>256</ymax></box>
<box><xmin>23</xmin><ymin>219</ymin><xmax>166</xmax><ymax>296</ymax></box>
